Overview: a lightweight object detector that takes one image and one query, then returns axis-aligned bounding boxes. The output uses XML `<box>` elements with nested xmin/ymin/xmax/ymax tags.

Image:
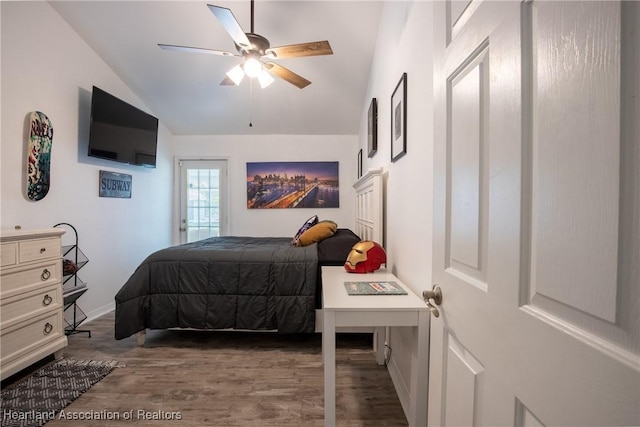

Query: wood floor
<box><xmin>2</xmin><ymin>311</ymin><xmax>408</xmax><ymax>426</ymax></box>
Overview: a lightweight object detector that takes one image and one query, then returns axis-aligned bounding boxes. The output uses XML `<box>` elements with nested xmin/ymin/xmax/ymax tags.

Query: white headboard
<box><xmin>353</xmin><ymin>168</ymin><xmax>384</xmax><ymax>246</ymax></box>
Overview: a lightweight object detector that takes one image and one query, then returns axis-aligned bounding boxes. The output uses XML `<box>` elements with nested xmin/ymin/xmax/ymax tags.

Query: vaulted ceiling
<box><xmin>50</xmin><ymin>1</ymin><xmax>383</xmax><ymax>135</ymax></box>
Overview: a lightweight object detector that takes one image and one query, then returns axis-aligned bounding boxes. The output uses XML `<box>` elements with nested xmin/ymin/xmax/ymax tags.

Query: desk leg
<box><xmin>408</xmin><ymin>310</ymin><xmax>430</xmax><ymax>426</ymax></box>
<box><xmin>374</xmin><ymin>327</ymin><xmax>386</xmax><ymax>365</ymax></box>
<box><xmin>323</xmin><ymin>310</ymin><xmax>336</xmax><ymax>427</ymax></box>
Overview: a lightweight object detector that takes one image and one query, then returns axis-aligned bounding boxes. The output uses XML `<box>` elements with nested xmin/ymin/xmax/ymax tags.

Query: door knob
<box><xmin>422</xmin><ymin>284</ymin><xmax>442</xmax><ymax>305</ymax></box>
<box><xmin>423</xmin><ymin>284</ymin><xmax>443</xmax><ymax>317</ymax></box>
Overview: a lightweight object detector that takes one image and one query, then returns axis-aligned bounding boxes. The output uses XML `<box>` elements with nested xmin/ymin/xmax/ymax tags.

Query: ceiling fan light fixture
<box><xmin>163</xmin><ymin>2</ymin><xmax>334</xmax><ymax>89</ymax></box>
<box><xmin>226</xmin><ymin>64</ymin><xmax>245</xmax><ymax>85</ymax></box>
<box><xmin>243</xmin><ymin>57</ymin><xmax>262</xmax><ymax>78</ymax></box>
<box><xmin>258</xmin><ymin>70</ymin><xmax>274</xmax><ymax>88</ymax></box>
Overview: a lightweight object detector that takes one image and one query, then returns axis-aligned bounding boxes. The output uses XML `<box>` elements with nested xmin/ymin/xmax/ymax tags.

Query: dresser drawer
<box><xmin>1</xmin><ymin>285</ymin><xmax>62</xmax><ymax>328</ymax></box>
<box><xmin>19</xmin><ymin>238</ymin><xmax>61</xmax><ymax>263</ymax></box>
<box><xmin>1</xmin><ymin>311</ymin><xmax>64</xmax><ymax>364</ymax></box>
<box><xmin>1</xmin><ymin>243</ymin><xmax>17</xmax><ymax>267</ymax></box>
<box><xmin>0</xmin><ymin>261</ymin><xmax>61</xmax><ymax>299</ymax></box>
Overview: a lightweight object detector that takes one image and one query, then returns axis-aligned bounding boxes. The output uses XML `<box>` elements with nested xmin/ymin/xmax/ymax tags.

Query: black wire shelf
<box><xmin>54</xmin><ymin>222</ymin><xmax>91</xmax><ymax>337</ymax></box>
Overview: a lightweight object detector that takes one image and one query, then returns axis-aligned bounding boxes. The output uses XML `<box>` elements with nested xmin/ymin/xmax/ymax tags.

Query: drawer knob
<box><xmin>43</xmin><ymin>294</ymin><xmax>53</xmax><ymax>306</ymax></box>
<box><xmin>43</xmin><ymin>322</ymin><xmax>53</xmax><ymax>334</ymax></box>
<box><xmin>40</xmin><ymin>247</ymin><xmax>47</xmax><ymax>253</ymax></box>
<box><xmin>41</xmin><ymin>269</ymin><xmax>51</xmax><ymax>281</ymax></box>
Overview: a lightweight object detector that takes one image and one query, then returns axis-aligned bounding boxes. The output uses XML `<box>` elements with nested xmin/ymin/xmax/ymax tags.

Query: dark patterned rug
<box><xmin>1</xmin><ymin>359</ymin><xmax>125</xmax><ymax>427</ymax></box>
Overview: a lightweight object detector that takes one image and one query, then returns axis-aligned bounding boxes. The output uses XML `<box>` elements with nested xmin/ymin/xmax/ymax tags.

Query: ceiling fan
<box><xmin>159</xmin><ymin>1</ymin><xmax>333</xmax><ymax>89</ymax></box>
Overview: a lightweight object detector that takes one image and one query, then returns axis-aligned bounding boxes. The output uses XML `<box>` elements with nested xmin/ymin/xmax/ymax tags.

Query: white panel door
<box><xmin>429</xmin><ymin>1</ymin><xmax>640</xmax><ymax>426</ymax></box>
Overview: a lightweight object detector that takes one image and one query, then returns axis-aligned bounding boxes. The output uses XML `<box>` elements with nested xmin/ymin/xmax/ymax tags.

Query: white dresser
<box><xmin>1</xmin><ymin>228</ymin><xmax>68</xmax><ymax>380</ymax></box>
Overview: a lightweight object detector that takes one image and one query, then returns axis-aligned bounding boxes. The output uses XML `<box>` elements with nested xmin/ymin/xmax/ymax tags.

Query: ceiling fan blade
<box><xmin>220</xmin><ymin>76</ymin><xmax>237</xmax><ymax>86</ymax></box>
<box><xmin>264</xmin><ymin>62</ymin><xmax>311</xmax><ymax>89</ymax></box>
<box><xmin>207</xmin><ymin>4</ymin><xmax>252</xmax><ymax>50</ymax></box>
<box><xmin>265</xmin><ymin>41</ymin><xmax>333</xmax><ymax>59</ymax></box>
<box><xmin>158</xmin><ymin>43</ymin><xmax>239</xmax><ymax>57</ymax></box>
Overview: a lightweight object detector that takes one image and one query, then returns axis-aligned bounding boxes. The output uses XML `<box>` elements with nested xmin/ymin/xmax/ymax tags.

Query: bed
<box><xmin>114</xmin><ymin>168</ymin><xmax>384</xmax><ymax>342</ymax></box>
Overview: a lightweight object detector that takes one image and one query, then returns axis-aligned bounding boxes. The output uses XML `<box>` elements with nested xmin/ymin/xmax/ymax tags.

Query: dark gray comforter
<box><xmin>115</xmin><ymin>236</ymin><xmax>318</xmax><ymax>339</ymax></box>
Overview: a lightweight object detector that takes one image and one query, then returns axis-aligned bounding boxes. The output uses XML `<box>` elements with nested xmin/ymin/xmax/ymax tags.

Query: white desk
<box><xmin>321</xmin><ymin>266</ymin><xmax>429</xmax><ymax>426</ymax></box>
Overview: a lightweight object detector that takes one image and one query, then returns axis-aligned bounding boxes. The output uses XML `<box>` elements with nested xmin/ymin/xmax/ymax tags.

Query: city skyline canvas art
<box><xmin>247</xmin><ymin>161</ymin><xmax>339</xmax><ymax>209</ymax></box>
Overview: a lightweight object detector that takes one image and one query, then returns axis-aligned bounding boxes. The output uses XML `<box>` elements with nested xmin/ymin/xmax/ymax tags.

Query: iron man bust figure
<box><xmin>344</xmin><ymin>241</ymin><xmax>386</xmax><ymax>273</ymax></box>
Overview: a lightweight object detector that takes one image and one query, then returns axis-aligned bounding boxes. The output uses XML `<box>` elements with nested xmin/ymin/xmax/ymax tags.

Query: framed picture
<box><xmin>391</xmin><ymin>73</ymin><xmax>407</xmax><ymax>162</ymax></box>
<box><xmin>99</xmin><ymin>170</ymin><xmax>132</xmax><ymax>198</ymax></box>
<box><xmin>357</xmin><ymin>149</ymin><xmax>363</xmax><ymax>178</ymax></box>
<box><xmin>246</xmin><ymin>161</ymin><xmax>339</xmax><ymax>209</ymax></box>
<box><xmin>367</xmin><ymin>98</ymin><xmax>377</xmax><ymax>157</ymax></box>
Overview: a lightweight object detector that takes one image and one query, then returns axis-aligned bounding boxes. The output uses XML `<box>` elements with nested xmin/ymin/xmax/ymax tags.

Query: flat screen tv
<box><xmin>88</xmin><ymin>86</ymin><xmax>158</xmax><ymax>168</ymax></box>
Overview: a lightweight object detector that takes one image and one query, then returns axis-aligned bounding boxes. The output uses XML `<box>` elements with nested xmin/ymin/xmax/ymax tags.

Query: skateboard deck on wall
<box><xmin>26</xmin><ymin>111</ymin><xmax>53</xmax><ymax>201</ymax></box>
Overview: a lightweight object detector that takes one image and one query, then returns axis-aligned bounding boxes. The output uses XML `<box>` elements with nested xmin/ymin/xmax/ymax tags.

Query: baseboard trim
<box><xmin>387</xmin><ymin>355</ymin><xmax>410</xmax><ymax>421</ymax></box>
<box><xmin>84</xmin><ymin>302</ymin><xmax>115</xmax><ymax>325</ymax></box>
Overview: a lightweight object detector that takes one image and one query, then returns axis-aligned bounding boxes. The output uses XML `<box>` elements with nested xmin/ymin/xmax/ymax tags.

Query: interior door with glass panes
<box><xmin>179</xmin><ymin>159</ymin><xmax>228</xmax><ymax>243</ymax></box>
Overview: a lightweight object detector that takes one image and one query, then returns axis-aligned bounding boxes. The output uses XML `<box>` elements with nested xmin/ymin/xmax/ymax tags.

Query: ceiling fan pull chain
<box><xmin>249</xmin><ymin>79</ymin><xmax>253</xmax><ymax>127</ymax></box>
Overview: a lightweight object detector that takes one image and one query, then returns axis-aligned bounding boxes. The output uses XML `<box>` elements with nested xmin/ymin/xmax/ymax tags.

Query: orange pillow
<box><xmin>297</xmin><ymin>220</ymin><xmax>338</xmax><ymax>247</ymax></box>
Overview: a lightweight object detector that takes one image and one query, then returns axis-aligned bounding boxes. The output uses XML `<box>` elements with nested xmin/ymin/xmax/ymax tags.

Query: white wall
<box><xmin>357</xmin><ymin>1</ymin><xmax>435</xmax><ymax>415</ymax></box>
<box><xmin>170</xmin><ymin>134</ymin><xmax>357</xmax><ymax>243</ymax></box>
<box><xmin>1</xmin><ymin>2</ymin><xmax>173</xmax><ymax>321</ymax></box>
